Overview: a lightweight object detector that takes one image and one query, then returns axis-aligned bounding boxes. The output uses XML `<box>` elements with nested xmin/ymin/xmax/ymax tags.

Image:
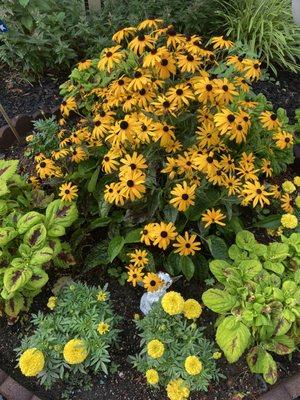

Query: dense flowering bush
<box><xmin>202</xmin><ymin>230</ymin><xmax>300</xmax><ymax>384</ymax></box>
<box><xmin>25</xmin><ymin>19</ymin><xmax>295</xmax><ymax>283</ymax></box>
<box><xmin>16</xmin><ymin>282</ymin><xmax>120</xmax><ymax>388</ymax></box>
<box><xmin>132</xmin><ymin>290</ymin><xmax>221</xmax><ymax>399</ymax></box>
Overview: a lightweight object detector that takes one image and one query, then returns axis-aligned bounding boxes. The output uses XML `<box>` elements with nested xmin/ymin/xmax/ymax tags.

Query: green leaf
<box><xmin>265</xmin><ymin>335</ymin><xmax>295</xmax><ymax>355</ymax></box>
<box><xmin>209</xmin><ymin>259</ymin><xmax>232</xmax><ymax>284</ymax></box>
<box><xmin>4</xmin><ymin>293</ymin><xmax>24</xmax><ymax>317</ymax></box>
<box><xmin>165</xmin><ymin>252</ymin><xmax>182</xmax><ymax>276</ymax></box>
<box><xmin>26</xmin><ymin>267</ymin><xmax>49</xmax><ymax>290</ymax></box>
<box><xmin>228</xmin><ymin>244</ymin><xmax>248</xmax><ymax>261</ymax></box>
<box><xmin>247</xmin><ymin>347</ymin><xmax>271</xmax><ymax>374</ymax></box>
<box><xmin>124</xmin><ymin>229</ymin><xmax>142</xmax><ymax>244</ymax></box>
<box><xmin>239</xmin><ymin>259</ymin><xmax>262</xmax><ymax>279</ymax></box>
<box><xmin>0</xmin><ymin>227</ymin><xmax>18</xmax><ymax>246</ymax></box>
<box><xmin>45</xmin><ymin>200</ymin><xmax>78</xmax><ymax>229</ymax></box>
<box><xmin>87</xmin><ymin>167</ymin><xmax>100</xmax><ymax>193</ymax></box>
<box><xmin>235</xmin><ymin>230</ymin><xmax>256</xmax><ymax>251</ymax></box>
<box><xmin>47</xmin><ymin>224</ymin><xmax>66</xmax><ymax>237</ymax></box>
<box><xmin>108</xmin><ymin>236</ymin><xmax>125</xmax><ymax>262</ymax></box>
<box><xmin>19</xmin><ymin>0</ymin><xmax>30</xmax><ymax>6</ymax></box>
<box><xmin>181</xmin><ymin>256</ymin><xmax>195</xmax><ymax>280</ymax></box>
<box><xmin>266</xmin><ymin>243</ymin><xmax>289</xmax><ymax>262</ymax></box>
<box><xmin>30</xmin><ymin>247</ymin><xmax>54</xmax><ymax>265</ymax></box>
<box><xmin>202</xmin><ymin>288</ymin><xmax>236</xmax><ymax>313</ymax></box>
<box><xmin>207</xmin><ymin>235</ymin><xmax>228</xmax><ymax>260</ymax></box>
<box><xmin>263</xmin><ymin>261</ymin><xmax>285</xmax><ymax>275</ymax></box>
<box><xmin>17</xmin><ymin>211</ymin><xmax>44</xmax><ymax>234</ymax></box>
<box><xmin>216</xmin><ymin>316</ymin><xmax>251</xmax><ymax>363</ymax></box>
<box><xmin>3</xmin><ymin>266</ymin><xmax>32</xmax><ymax>293</ymax></box>
<box><xmin>263</xmin><ymin>354</ymin><xmax>278</xmax><ymax>385</ymax></box>
<box><xmin>89</xmin><ymin>217</ymin><xmax>111</xmax><ymax>230</ymax></box>
<box><xmin>254</xmin><ymin>215</ymin><xmax>282</xmax><ymax>229</ymax></box>
<box><xmin>0</xmin><ymin>160</ymin><xmax>19</xmax><ymax>182</ymax></box>
<box><xmin>24</xmin><ymin>223</ymin><xmax>47</xmax><ymax>249</ymax></box>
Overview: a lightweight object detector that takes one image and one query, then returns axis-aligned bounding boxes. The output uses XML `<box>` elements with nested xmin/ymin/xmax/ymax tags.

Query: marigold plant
<box><xmin>25</xmin><ymin>20</ymin><xmax>295</xmax><ymax>281</ymax></box>
<box><xmin>131</xmin><ymin>290</ymin><xmax>221</xmax><ymax>399</ymax></box>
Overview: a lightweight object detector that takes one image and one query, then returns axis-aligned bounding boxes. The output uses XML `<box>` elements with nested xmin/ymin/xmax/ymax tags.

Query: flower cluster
<box><xmin>16</xmin><ymin>283</ymin><xmax>120</xmax><ymax>389</ymax></box>
<box><xmin>132</xmin><ymin>290</ymin><xmax>220</xmax><ymax>399</ymax></box>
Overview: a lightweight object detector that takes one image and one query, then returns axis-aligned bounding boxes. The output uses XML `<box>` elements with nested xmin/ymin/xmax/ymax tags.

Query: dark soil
<box><xmin>252</xmin><ymin>69</ymin><xmax>300</xmax><ymax>123</ymax></box>
<box><xmin>0</xmin><ymin>269</ymin><xmax>299</xmax><ymax>400</ymax></box>
<box><xmin>0</xmin><ymin>67</ymin><xmax>64</xmax><ymax>127</ymax></box>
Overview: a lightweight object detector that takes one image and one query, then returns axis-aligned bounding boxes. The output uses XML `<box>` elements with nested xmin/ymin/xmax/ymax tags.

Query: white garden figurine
<box><xmin>140</xmin><ymin>272</ymin><xmax>181</xmax><ymax>315</ymax></box>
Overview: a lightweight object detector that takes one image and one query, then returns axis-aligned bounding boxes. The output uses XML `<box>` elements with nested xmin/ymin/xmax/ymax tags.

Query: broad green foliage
<box><xmin>132</xmin><ymin>293</ymin><xmax>221</xmax><ymax>397</ymax></box>
<box><xmin>202</xmin><ymin>230</ymin><xmax>300</xmax><ymax>384</ymax></box>
<box><xmin>0</xmin><ymin>160</ymin><xmax>78</xmax><ymax>318</ymax></box>
<box><xmin>16</xmin><ymin>283</ymin><xmax>121</xmax><ymax>389</ymax></box>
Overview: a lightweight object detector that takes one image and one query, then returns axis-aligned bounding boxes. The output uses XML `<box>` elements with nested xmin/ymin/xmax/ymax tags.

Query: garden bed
<box><xmin>0</xmin><ymin>271</ymin><xmax>299</xmax><ymax>400</ymax></box>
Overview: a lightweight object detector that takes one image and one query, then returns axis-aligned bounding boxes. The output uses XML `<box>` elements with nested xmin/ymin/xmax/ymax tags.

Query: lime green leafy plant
<box><xmin>202</xmin><ymin>230</ymin><xmax>300</xmax><ymax>384</ymax></box>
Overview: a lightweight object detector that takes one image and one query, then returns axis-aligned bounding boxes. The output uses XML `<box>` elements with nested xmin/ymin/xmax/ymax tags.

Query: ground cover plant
<box><xmin>16</xmin><ymin>282</ymin><xmax>120</xmax><ymax>390</ymax></box>
<box><xmin>203</xmin><ymin>230</ymin><xmax>300</xmax><ymax>384</ymax></box>
<box><xmin>25</xmin><ymin>20</ymin><xmax>295</xmax><ymax>286</ymax></box>
<box><xmin>0</xmin><ymin>159</ymin><xmax>78</xmax><ymax>318</ymax></box>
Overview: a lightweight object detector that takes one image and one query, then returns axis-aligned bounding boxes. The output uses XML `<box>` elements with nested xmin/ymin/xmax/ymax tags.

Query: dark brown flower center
<box><xmin>182</xmin><ymin>194</ymin><xmax>189</xmax><ymax>200</ymax></box>
<box><xmin>134</xmin><ymin>71</ymin><xmax>142</xmax><ymax>78</ymax></box>
<box><xmin>65</xmin><ymin>189</ymin><xmax>70</xmax><ymax>194</ymax></box>
<box><xmin>127</xmin><ymin>180</ymin><xmax>134</xmax><ymax>187</ymax></box>
<box><xmin>207</xmin><ymin>156</ymin><xmax>213</xmax><ymax>163</ymax></box>
<box><xmin>138</xmin><ymin>34</ymin><xmax>145</xmax><ymax>41</ymax></box>
<box><xmin>187</xmin><ymin>55</ymin><xmax>194</xmax><ymax>62</ymax></box>
<box><xmin>270</xmin><ymin>114</ymin><xmax>277</xmax><ymax>121</ymax></box>
<box><xmin>120</xmin><ymin>120</ymin><xmax>129</xmax><ymax>130</ymax></box>
<box><xmin>163</xmin><ymin>126</ymin><xmax>169</xmax><ymax>132</ymax></box>
<box><xmin>256</xmin><ymin>189</ymin><xmax>262</xmax><ymax>194</ymax></box>
<box><xmin>40</xmin><ymin>161</ymin><xmax>46</xmax><ymax>168</ymax></box>
<box><xmin>130</xmin><ymin>163</ymin><xmax>137</xmax><ymax>170</ymax></box>
<box><xmin>222</xmin><ymin>85</ymin><xmax>229</xmax><ymax>92</ymax></box>
<box><xmin>161</xmin><ymin>59</ymin><xmax>168</xmax><ymax>66</ymax></box>
<box><xmin>176</xmin><ymin>88</ymin><xmax>183</xmax><ymax>96</ymax></box>
<box><xmin>160</xmin><ymin>231</ymin><xmax>168</xmax><ymax>238</ymax></box>
<box><xmin>206</xmin><ymin>84</ymin><xmax>213</xmax><ymax>91</ymax></box>
<box><xmin>163</xmin><ymin>100</ymin><xmax>170</xmax><ymax>108</ymax></box>
<box><xmin>227</xmin><ymin>114</ymin><xmax>235</xmax><ymax>123</ymax></box>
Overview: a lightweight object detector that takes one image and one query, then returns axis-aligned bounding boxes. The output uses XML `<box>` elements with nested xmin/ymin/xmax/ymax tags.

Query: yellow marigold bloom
<box><xmin>47</xmin><ymin>296</ymin><xmax>57</xmax><ymax>310</ymax></box>
<box><xmin>19</xmin><ymin>348</ymin><xmax>45</xmax><ymax>377</ymax></box>
<box><xmin>201</xmin><ymin>208</ymin><xmax>226</xmax><ymax>228</ymax></box>
<box><xmin>281</xmin><ymin>214</ymin><xmax>298</xmax><ymax>229</ymax></box>
<box><xmin>183</xmin><ymin>299</ymin><xmax>202</xmax><ymax>319</ymax></box>
<box><xmin>170</xmin><ymin>181</ymin><xmax>196</xmax><ymax>212</ymax></box>
<box><xmin>147</xmin><ymin>339</ymin><xmax>165</xmax><ymax>359</ymax></box>
<box><xmin>295</xmin><ymin>196</ymin><xmax>300</xmax><ymax>209</ymax></box>
<box><xmin>59</xmin><ymin>182</ymin><xmax>78</xmax><ymax>202</ymax></box>
<box><xmin>146</xmin><ymin>368</ymin><xmax>159</xmax><ymax>385</ymax></box>
<box><xmin>173</xmin><ymin>232</ymin><xmax>201</xmax><ymax>256</ymax></box>
<box><xmin>184</xmin><ymin>355</ymin><xmax>203</xmax><ymax>375</ymax></box>
<box><xmin>143</xmin><ymin>272</ymin><xmax>163</xmax><ymax>292</ymax></box>
<box><xmin>161</xmin><ymin>291</ymin><xmax>184</xmax><ymax>315</ymax></box>
<box><xmin>294</xmin><ymin>176</ymin><xmax>300</xmax><ymax>187</ymax></box>
<box><xmin>63</xmin><ymin>339</ymin><xmax>88</xmax><ymax>365</ymax></box>
<box><xmin>97</xmin><ymin>322</ymin><xmax>110</xmax><ymax>335</ymax></box>
<box><xmin>167</xmin><ymin>379</ymin><xmax>190</xmax><ymax>400</ymax></box>
<box><xmin>213</xmin><ymin>351</ymin><xmax>222</xmax><ymax>359</ymax></box>
<box><xmin>97</xmin><ymin>290</ymin><xmax>107</xmax><ymax>301</ymax></box>
<box><xmin>282</xmin><ymin>181</ymin><xmax>296</xmax><ymax>194</ymax></box>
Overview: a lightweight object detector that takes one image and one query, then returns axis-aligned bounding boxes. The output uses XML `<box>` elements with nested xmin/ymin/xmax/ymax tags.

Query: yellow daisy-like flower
<box><xmin>146</xmin><ymin>368</ymin><xmax>159</xmax><ymax>385</ymax></box>
<box><xmin>97</xmin><ymin>321</ymin><xmax>110</xmax><ymax>335</ymax></box>
<box><xmin>147</xmin><ymin>339</ymin><xmax>165</xmax><ymax>359</ymax></box>
<box><xmin>170</xmin><ymin>181</ymin><xmax>196</xmax><ymax>212</ymax></box>
<box><xmin>19</xmin><ymin>348</ymin><xmax>45</xmax><ymax>377</ymax></box>
<box><xmin>152</xmin><ymin>222</ymin><xmax>178</xmax><ymax>250</ymax></box>
<box><xmin>127</xmin><ymin>265</ymin><xmax>145</xmax><ymax>287</ymax></box>
<box><xmin>166</xmin><ymin>379</ymin><xmax>190</xmax><ymax>400</ymax></box>
<box><xmin>273</xmin><ymin>131</ymin><xmax>294</xmax><ymax>149</ymax></box>
<box><xmin>201</xmin><ymin>208</ymin><xmax>226</xmax><ymax>228</ymax></box>
<box><xmin>63</xmin><ymin>339</ymin><xmax>88</xmax><ymax>365</ymax></box>
<box><xmin>78</xmin><ymin>59</ymin><xmax>92</xmax><ymax>71</ymax></box>
<box><xmin>140</xmin><ymin>223</ymin><xmax>158</xmax><ymax>245</ymax></box>
<box><xmin>98</xmin><ymin>45</ymin><xmax>124</xmax><ymax>72</ymax></box>
<box><xmin>213</xmin><ymin>351</ymin><xmax>222</xmax><ymax>359</ymax></box>
<box><xmin>173</xmin><ymin>232</ymin><xmax>201</xmax><ymax>256</ymax></box>
<box><xmin>295</xmin><ymin>196</ymin><xmax>300</xmax><ymax>209</ymax></box>
<box><xmin>143</xmin><ymin>272</ymin><xmax>163</xmax><ymax>292</ymax></box>
<box><xmin>59</xmin><ymin>182</ymin><xmax>78</xmax><ymax>202</ymax></box>
<box><xmin>97</xmin><ymin>290</ymin><xmax>107</xmax><ymax>302</ymax></box>
<box><xmin>60</xmin><ymin>97</ymin><xmax>76</xmax><ymax>117</ymax></box>
<box><xmin>211</xmin><ymin>36</ymin><xmax>233</xmax><ymax>49</ymax></box>
<box><xmin>242</xmin><ymin>181</ymin><xmax>271</xmax><ymax>208</ymax></box>
<box><xmin>281</xmin><ymin>214</ymin><xmax>298</xmax><ymax>229</ymax></box>
<box><xmin>183</xmin><ymin>299</ymin><xmax>202</xmax><ymax>319</ymax></box>
<box><xmin>161</xmin><ymin>291</ymin><xmax>185</xmax><ymax>315</ymax></box>
<box><xmin>260</xmin><ymin>111</ymin><xmax>281</xmax><ymax>131</ymax></box>
<box><xmin>184</xmin><ymin>355</ymin><xmax>203</xmax><ymax>375</ymax></box>
<box><xmin>129</xmin><ymin>249</ymin><xmax>148</xmax><ymax>267</ymax></box>
<box><xmin>119</xmin><ymin>169</ymin><xmax>146</xmax><ymax>201</ymax></box>
<box><xmin>47</xmin><ymin>296</ymin><xmax>57</xmax><ymax>310</ymax></box>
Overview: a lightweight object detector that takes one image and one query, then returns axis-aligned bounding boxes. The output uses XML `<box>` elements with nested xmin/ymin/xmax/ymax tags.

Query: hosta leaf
<box><xmin>202</xmin><ymin>288</ymin><xmax>236</xmax><ymax>313</ymax></box>
<box><xmin>3</xmin><ymin>266</ymin><xmax>32</xmax><ymax>293</ymax></box>
<box><xmin>17</xmin><ymin>211</ymin><xmax>44</xmax><ymax>234</ymax></box>
<box><xmin>45</xmin><ymin>200</ymin><xmax>78</xmax><ymax>229</ymax></box>
<box><xmin>24</xmin><ymin>223</ymin><xmax>47</xmax><ymax>249</ymax></box>
<box><xmin>216</xmin><ymin>316</ymin><xmax>251</xmax><ymax>363</ymax></box>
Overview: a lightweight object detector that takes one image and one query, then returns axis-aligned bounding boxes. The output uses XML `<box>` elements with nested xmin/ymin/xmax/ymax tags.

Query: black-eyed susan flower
<box><xmin>119</xmin><ymin>152</ymin><xmax>147</xmax><ymax>175</ymax></box>
<box><xmin>201</xmin><ymin>208</ymin><xmax>226</xmax><ymax>228</ymax></box>
<box><xmin>59</xmin><ymin>182</ymin><xmax>78</xmax><ymax>202</ymax></box>
<box><xmin>119</xmin><ymin>169</ymin><xmax>146</xmax><ymax>201</ymax></box>
<box><xmin>211</xmin><ymin>36</ymin><xmax>233</xmax><ymax>49</ymax></box>
<box><xmin>129</xmin><ymin>249</ymin><xmax>148</xmax><ymax>267</ymax></box>
<box><xmin>71</xmin><ymin>146</ymin><xmax>88</xmax><ymax>163</ymax></box>
<box><xmin>273</xmin><ymin>131</ymin><xmax>294</xmax><ymax>149</ymax></box>
<box><xmin>242</xmin><ymin>59</ymin><xmax>261</xmax><ymax>81</ymax></box>
<box><xmin>214</xmin><ymin>108</ymin><xmax>237</xmax><ymax>134</ymax></box>
<box><xmin>161</xmin><ymin>157</ymin><xmax>178</xmax><ymax>179</ymax></box>
<box><xmin>127</xmin><ymin>265</ymin><xmax>144</xmax><ymax>287</ymax></box>
<box><xmin>226</xmin><ymin>55</ymin><xmax>245</xmax><ymax>72</ymax></box>
<box><xmin>36</xmin><ymin>158</ymin><xmax>57</xmax><ymax>179</ymax></box>
<box><xmin>242</xmin><ymin>181</ymin><xmax>271</xmax><ymax>207</ymax></box>
<box><xmin>77</xmin><ymin>59</ymin><xmax>92</xmax><ymax>71</ymax></box>
<box><xmin>128</xmin><ymin>33</ymin><xmax>155</xmax><ymax>54</ymax></box>
<box><xmin>169</xmin><ymin>181</ymin><xmax>196</xmax><ymax>212</ymax></box>
<box><xmin>223</xmin><ymin>175</ymin><xmax>242</xmax><ymax>196</ymax></box>
<box><xmin>112</xmin><ymin>27</ymin><xmax>136</xmax><ymax>44</ymax></box>
<box><xmin>152</xmin><ymin>222</ymin><xmax>177</xmax><ymax>250</ymax></box>
<box><xmin>60</xmin><ymin>97</ymin><xmax>76</xmax><ymax>117</ymax></box>
<box><xmin>260</xmin><ymin>111</ymin><xmax>281</xmax><ymax>131</ymax></box>
<box><xmin>137</xmin><ymin>18</ymin><xmax>163</xmax><ymax>30</ymax></box>
<box><xmin>260</xmin><ymin>159</ymin><xmax>273</xmax><ymax>177</ymax></box>
<box><xmin>173</xmin><ymin>231</ymin><xmax>201</xmax><ymax>256</ymax></box>
<box><xmin>140</xmin><ymin>223</ymin><xmax>158</xmax><ymax>245</ymax></box>
<box><xmin>177</xmin><ymin>52</ymin><xmax>200</xmax><ymax>73</ymax></box>
<box><xmin>214</xmin><ymin>78</ymin><xmax>238</xmax><ymax>105</ymax></box>
<box><xmin>194</xmin><ymin>77</ymin><xmax>216</xmax><ymax>104</ymax></box>
<box><xmin>98</xmin><ymin>45</ymin><xmax>124</xmax><ymax>72</ymax></box>
<box><xmin>166</xmin><ymin>83</ymin><xmax>195</xmax><ymax>108</ymax></box>
<box><xmin>281</xmin><ymin>193</ymin><xmax>294</xmax><ymax>213</ymax></box>
<box><xmin>143</xmin><ymin>273</ymin><xmax>163</xmax><ymax>292</ymax></box>
<box><xmin>154</xmin><ymin>50</ymin><xmax>176</xmax><ymax>79</ymax></box>
<box><xmin>152</xmin><ymin>95</ymin><xmax>177</xmax><ymax>117</ymax></box>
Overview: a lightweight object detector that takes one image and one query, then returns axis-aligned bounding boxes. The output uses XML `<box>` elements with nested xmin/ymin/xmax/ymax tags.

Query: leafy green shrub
<box><xmin>25</xmin><ymin>117</ymin><xmax>60</xmax><ymax>158</ymax></box>
<box><xmin>132</xmin><ymin>291</ymin><xmax>221</xmax><ymax>398</ymax></box>
<box><xmin>0</xmin><ymin>160</ymin><xmax>78</xmax><ymax>318</ymax></box>
<box><xmin>202</xmin><ymin>230</ymin><xmax>300</xmax><ymax>384</ymax></box>
<box><xmin>16</xmin><ymin>282</ymin><xmax>121</xmax><ymax>389</ymax></box>
<box><xmin>214</xmin><ymin>0</ymin><xmax>300</xmax><ymax>73</ymax></box>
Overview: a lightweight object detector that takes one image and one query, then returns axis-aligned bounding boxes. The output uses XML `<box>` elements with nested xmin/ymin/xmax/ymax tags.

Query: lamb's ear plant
<box><xmin>132</xmin><ymin>291</ymin><xmax>222</xmax><ymax>399</ymax></box>
<box><xmin>15</xmin><ymin>282</ymin><xmax>121</xmax><ymax>391</ymax></box>
<box><xmin>202</xmin><ymin>230</ymin><xmax>300</xmax><ymax>384</ymax></box>
<box><xmin>0</xmin><ymin>160</ymin><xmax>78</xmax><ymax>318</ymax></box>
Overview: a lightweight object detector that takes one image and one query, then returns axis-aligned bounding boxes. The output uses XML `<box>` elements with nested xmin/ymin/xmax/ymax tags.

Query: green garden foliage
<box><xmin>202</xmin><ymin>230</ymin><xmax>300</xmax><ymax>384</ymax></box>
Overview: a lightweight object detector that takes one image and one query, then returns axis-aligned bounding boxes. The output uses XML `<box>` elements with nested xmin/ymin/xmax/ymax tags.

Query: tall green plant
<box><xmin>215</xmin><ymin>0</ymin><xmax>300</xmax><ymax>73</ymax></box>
